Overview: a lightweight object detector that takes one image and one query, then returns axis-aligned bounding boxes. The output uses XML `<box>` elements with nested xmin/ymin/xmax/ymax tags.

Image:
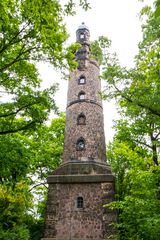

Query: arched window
<box><xmin>76</xmin><ymin>138</ymin><xmax>85</xmax><ymax>150</ymax></box>
<box><xmin>77</xmin><ymin>196</ymin><xmax>84</xmax><ymax>208</ymax></box>
<box><xmin>80</xmin><ymin>33</ymin><xmax>85</xmax><ymax>39</ymax></box>
<box><xmin>78</xmin><ymin>75</ymin><xmax>86</xmax><ymax>85</ymax></box>
<box><xmin>78</xmin><ymin>91</ymin><xmax>85</xmax><ymax>100</ymax></box>
<box><xmin>77</xmin><ymin>113</ymin><xmax>86</xmax><ymax>125</ymax></box>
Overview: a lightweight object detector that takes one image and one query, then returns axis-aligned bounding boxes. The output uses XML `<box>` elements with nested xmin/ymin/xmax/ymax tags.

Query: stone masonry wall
<box><xmin>63</xmin><ymin>102</ymin><xmax>106</xmax><ymax>162</ymax></box>
<box><xmin>43</xmin><ymin>182</ymin><xmax>116</xmax><ymax>240</ymax></box>
<box><xmin>63</xmin><ymin>60</ymin><xmax>106</xmax><ymax>163</ymax></box>
<box><xmin>67</xmin><ymin>61</ymin><xmax>101</xmax><ymax>106</ymax></box>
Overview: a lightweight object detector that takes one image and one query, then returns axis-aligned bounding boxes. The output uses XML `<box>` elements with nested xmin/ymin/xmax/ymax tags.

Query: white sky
<box><xmin>38</xmin><ymin>0</ymin><xmax>153</xmax><ymax>143</ymax></box>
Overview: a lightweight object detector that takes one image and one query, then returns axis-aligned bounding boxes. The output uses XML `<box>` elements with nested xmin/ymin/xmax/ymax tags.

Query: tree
<box><xmin>29</xmin><ymin>113</ymin><xmax>65</xmax><ymax>183</ymax></box>
<box><xmin>99</xmin><ymin>1</ymin><xmax>160</xmax><ymax>239</ymax></box>
<box><xmin>0</xmin><ymin>181</ymin><xmax>32</xmax><ymax>240</ymax></box>
<box><xmin>107</xmin><ymin>138</ymin><xmax>160</xmax><ymax>240</ymax></box>
<box><xmin>100</xmin><ymin>0</ymin><xmax>160</xmax><ymax>165</ymax></box>
<box><xmin>90</xmin><ymin>36</ymin><xmax>111</xmax><ymax>65</ymax></box>
<box><xmin>0</xmin><ymin>0</ymin><xmax>87</xmax><ymax>135</ymax></box>
<box><xmin>102</xmin><ymin>0</ymin><xmax>160</xmax><ymax>117</ymax></box>
<box><xmin>0</xmin><ymin>114</ymin><xmax>65</xmax><ymax>239</ymax></box>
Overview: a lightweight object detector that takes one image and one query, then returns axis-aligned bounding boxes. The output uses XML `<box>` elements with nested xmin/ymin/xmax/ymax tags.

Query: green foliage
<box><xmin>102</xmin><ymin>0</ymin><xmax>160</xmax><ymax>165</ymax></box>
<box><xmin>0</xmin><ymin>182</ymin><xmax>32</xmax><ymax>240</ymax></box>
<box><xmin>90</xmin><ymin>36</ymin><xmax>111</xmax><ymax>65</ymax></box>
<box><xmin>0</xmin><ymin>0</ymin><xmax>82</xmax><ymax>135</ymax></box>
<box><xmin>30</xmin><ymin>113</ymin><xmax>65</xmax><ymax>180</ymax></box>
<box><xmin>64</xmin><ymin>0</ymin><xmax>90</xmax><ymax>15</ymax></box>
<box><xmin>102</xmin><ymin>1</ymin><xmax>160</xmax><ymax>239</ymax></box>
<box><xmin>155</xmin><ymin>0</ymin><xmax>160</xmax><ymax>17</ymax></box>
<box><xmin>0</xmin><ymin>226</ymin><xmax>30</xmax><ymax>240</ymax></box>
<box><xmin>107</xmin><ymin>140</ymin><xmax>160</xmax><ymax>240</ymax></box>
<box><xmin>0</xmin><ymin>133</ymin><xmax>32</xmax><ymax>185</ymax></box>
<box><xmin>0</xmin><ymin>114</ymin><xmax>65</xmax><ymax>239</ymax></box>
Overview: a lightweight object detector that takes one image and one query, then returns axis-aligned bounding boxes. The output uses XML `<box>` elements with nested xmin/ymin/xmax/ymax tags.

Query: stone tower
<box><xmin>42</xmin><ymin>23</ymin><xmax>115</xmax><ymax>240</ymax></box>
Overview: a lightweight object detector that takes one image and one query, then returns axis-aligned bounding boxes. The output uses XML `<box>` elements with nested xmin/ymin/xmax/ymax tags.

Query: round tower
<box><xmin>42</xmin><ymin>24</ymin><xmax>116</xmax><ymax>240</ymax></box>
<box><xmin>63</xmin><ymin>23</ymin><xmax>106</xmax><ymax>163</ymax></box>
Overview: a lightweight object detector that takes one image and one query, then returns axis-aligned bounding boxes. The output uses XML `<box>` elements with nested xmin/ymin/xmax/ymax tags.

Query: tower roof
<box><xmin>77</xmin><ymin>22</ymin><xmax>89</xmax><ymax>32</ymax></box>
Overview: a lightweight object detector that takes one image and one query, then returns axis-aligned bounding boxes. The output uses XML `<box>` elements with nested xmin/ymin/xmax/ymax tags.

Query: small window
<box><xmin>78</xmin><ymin>76</ymin><xmax>86</xmax><ymax>85</ymax></box>
<box><xmin>76</xmin><ymin>138</ymin><xmax>85</xmax><ymax>150</ymax></box>
<box><xmin>77</xmin><ymin>113</ymin><xmax>86</xmax><ymax>125</ymax></box>
<box><xmin>77</xmin><ymin>197</ymin><xmax>83</xmax><ymax>208</ymax></box>
<box><xmin>78</xmin><ymin>91</ymin><xmax>85</xmax><ymax>100</ymax></box>
<box><xmin>80</xmin><ymin>33</ymin><xmax>85</xmax><ymax>39</ymax></box>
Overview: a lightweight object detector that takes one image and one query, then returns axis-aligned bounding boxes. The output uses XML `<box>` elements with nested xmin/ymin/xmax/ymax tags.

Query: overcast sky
<box><xmin>38</xmin><ymin>0</ymin><xmax>153</xmax><ymax>143</ymax></box>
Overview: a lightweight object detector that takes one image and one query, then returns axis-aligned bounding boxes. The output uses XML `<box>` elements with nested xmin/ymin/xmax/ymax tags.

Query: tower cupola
<box><xmin>76</xmin><ymin>22</ymin><xmax>90</xmax><ymax>69</ymax></box>
<box><xmin>76</xmin><ymin>22</ymin><xmax>90</xmax><ymax>46</ymax></box>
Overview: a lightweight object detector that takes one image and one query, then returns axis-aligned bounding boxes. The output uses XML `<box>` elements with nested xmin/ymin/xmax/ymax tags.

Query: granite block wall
<box><xmin>43</xmin><ymin>182</ymin><xmax>116</xmax><ymax>240</ymax></box>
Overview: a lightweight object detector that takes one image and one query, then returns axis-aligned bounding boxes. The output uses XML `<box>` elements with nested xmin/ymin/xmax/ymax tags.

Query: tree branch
<box><xmin>0</xmin><ymin>46</ymin><xmax>39</xmax><ymax>72</ymax></box>
<box><xmin>0</xmin><ymin>21</ymin><xmax>31</xmax><ymax>55</ymax></box>
<box><xmin>112</xmin><ymin>81</ymin><xmax>160</xmax><ymax>118</ymax></box>
<box><xmin>154</xmin><ymin>131</ymin><xmax>160</xmax><ymax>140</ymax></box>
<box><xmin>29</xmin><ymin>182</ymin><xmax>48</xmax><ymax>192</ymax></box>
<box><xmin>134</xmin><ymin>139</ymin><xmax>152</xmax><ymax>149</ymax></box>
<box><xmin>0</xmin><ymin>121</ymin><xmax>37</xmax><ymax>135</ymax></box>
<box><xmin>0</xmin><ymin>101</ymin><xmax>40</xmax><ymax>118</ymax></box>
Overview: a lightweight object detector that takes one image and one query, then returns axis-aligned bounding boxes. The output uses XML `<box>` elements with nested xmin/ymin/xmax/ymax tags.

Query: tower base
<box><xmin>42</xmin><ymin>161</ymin><xmax>116</xmax><ymax>240</ymax></box>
